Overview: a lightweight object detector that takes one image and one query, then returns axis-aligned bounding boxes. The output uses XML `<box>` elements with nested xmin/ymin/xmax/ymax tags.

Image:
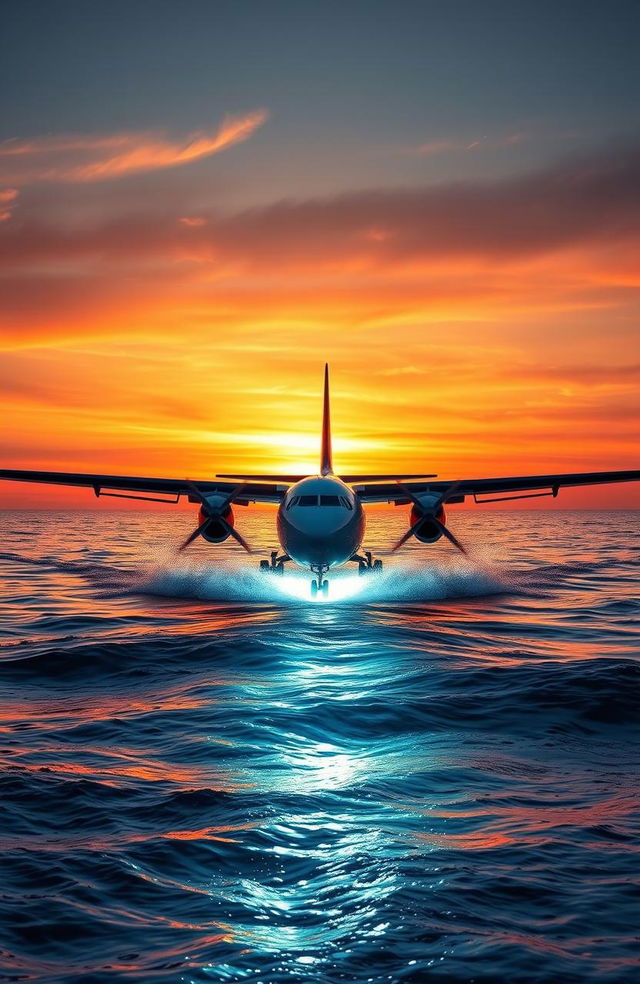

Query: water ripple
<box><xmin>0</xmin><ymin>509</ymin><xmax>638</xmax><ymax>983</ymax></box>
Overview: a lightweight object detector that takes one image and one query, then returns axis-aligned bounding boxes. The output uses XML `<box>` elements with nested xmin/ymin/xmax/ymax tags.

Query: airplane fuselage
<box><xmin>277</xmin><ymin>475</ymin><xmax>365</xmax><ymax>571</ymax></box>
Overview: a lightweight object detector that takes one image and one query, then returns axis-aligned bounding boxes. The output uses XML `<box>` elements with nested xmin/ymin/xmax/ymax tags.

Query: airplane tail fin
<box><xmin>320</xmin><ymin>363</ymin><xmax>333</xmax><ymax>475</ymax></box>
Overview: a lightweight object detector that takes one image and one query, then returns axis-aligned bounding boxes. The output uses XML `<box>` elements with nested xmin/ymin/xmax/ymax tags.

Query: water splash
<box><xmin>136</xmin><ymin>555</ymin><xmax>510</xmax><ymax>605</ymax></box>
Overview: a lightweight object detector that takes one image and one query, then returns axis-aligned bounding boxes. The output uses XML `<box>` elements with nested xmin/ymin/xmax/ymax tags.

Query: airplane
<box><xmin>1</xmin><ymin>365</ymin><xmax>638</xmax><ymax>597</ymax></box>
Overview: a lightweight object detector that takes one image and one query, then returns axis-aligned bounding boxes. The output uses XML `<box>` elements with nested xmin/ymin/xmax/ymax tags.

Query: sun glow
<box><xmin>1</xmin><ymin>128</ymin><xmax>638</xmax><ymax>509</ymax></box>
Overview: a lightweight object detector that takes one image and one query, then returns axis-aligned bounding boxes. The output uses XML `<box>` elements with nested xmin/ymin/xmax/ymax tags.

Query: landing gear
<box><xmin>311</xmin><ymin>578</ymin><xmax>329</xmax><ymax>598</ymax></box>
<box><xmin>259</xmin><ymin>551</ymin><xmax>290</xmax><ymax>575</ymax></box>
<box><xmin>310</xmin><ymin>565</ymin><xmax>329</xmax><ymax>598</ymax></box>
<box><xmin>351</xmin><ymin>551</ymin><xmax>383</xmax><ymax>576</ymax></box>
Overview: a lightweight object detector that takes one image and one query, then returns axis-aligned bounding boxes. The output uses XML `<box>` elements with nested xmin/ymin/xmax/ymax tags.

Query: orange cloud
<box><xmin>0</xmin><ymin>110</ymin><xmax>268</xmax><ymax>184</ymax></box>
<box><xmin>179</xmin><ymin>216</ymin><xmax>207</xmax><ymax>227</ymax></box>
<box><xmin>3</xmin><ymin>143</ymin><xmax>638</xmax><ymax>277</ymax></box>
<box><xmin>0</xmin><ymin>187</ymin><xmax>18</xmax><ymax>221</ymax></box>
<box><xmin>0</xmin><ymin>142</ymin><xmax>638</xmax><ymax>508</ymax></box>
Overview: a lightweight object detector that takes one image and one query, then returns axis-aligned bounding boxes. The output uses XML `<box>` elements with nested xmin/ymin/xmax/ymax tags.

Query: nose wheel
<box><xmin>311</xmin><ymin>578</ymin><xmax>329</xmax><ymax>598</ymax></box>
<box><xmin>310</xmin><ymin>565</ymin><xmax>329</xmax><ymax>597</ymax></box>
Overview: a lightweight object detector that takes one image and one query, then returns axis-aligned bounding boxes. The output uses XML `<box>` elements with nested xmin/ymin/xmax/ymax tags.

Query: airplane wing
<box><xmin>353</xmin><ymin>469</ymin><xmax>640</xmax><ymax>504</ymax></box>
<box><xmin>218</xmin><ymin>473</ymin><xmax>437</xmax><ymax>483</ymax></box>
<box><xmin>0</xmin><ymin>469</ymin><xmax>287</xmax><ymax>504</ymax></box>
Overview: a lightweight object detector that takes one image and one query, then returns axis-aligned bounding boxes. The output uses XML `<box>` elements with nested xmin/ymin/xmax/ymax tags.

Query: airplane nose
<box><xmin>278</xmin><ymin>505</ymin><xmax>362</xmax><ymax>569</ymax></box>
<box><xmin>287</xmin><ymin>508</ymin><xmax>349</xmax><ymax>535</ymax></box>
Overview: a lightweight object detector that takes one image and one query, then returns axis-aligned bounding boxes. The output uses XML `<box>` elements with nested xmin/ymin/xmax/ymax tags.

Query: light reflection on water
<box><xmin>274</xmin><ymin>570</ymin><xmax>369</xmax><ymax>603</ymax></box>
<box><xmin>0</xmin><ymin>509</ymin><xmax>638</xmax><ymax>983</ymax></box>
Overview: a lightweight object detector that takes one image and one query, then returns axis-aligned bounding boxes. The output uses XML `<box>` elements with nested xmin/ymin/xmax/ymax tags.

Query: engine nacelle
<box><xmin>409</xmin><ymin>496</ymin><xmax>446</xmax><ymax>543</ymax></box>
<box><xmin>198</xmin><ymin>500</ymin><xmax>234</xmax><ymax>543</ymax></box>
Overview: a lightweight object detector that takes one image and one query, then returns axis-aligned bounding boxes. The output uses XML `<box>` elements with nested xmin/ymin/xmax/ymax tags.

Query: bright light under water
<box><xmin>273</xmin><ymin>570</ymin><xmax>370</xmax><ymax>603</ymax></box>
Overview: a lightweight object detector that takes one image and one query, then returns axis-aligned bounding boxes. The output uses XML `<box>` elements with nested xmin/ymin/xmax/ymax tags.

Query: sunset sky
<box><xmin>1</xmin><ymin>0</ymin><xmax>638</xmax><ymax>508</ymax></box>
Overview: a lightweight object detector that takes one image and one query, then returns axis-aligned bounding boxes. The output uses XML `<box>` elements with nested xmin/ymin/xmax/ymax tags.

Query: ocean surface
<box><xmin>0</xmin><ymin>507</ymin><xmax>638</xmax><ymax>984</ymax></box>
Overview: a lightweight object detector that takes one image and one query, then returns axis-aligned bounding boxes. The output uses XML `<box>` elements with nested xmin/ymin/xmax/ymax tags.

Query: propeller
<box><xmin>432</xmin><ymin>516</ymin><xmax>467</xmax><ymax>555</ymax></box>
<box><xmin>178</xmin><ymin>516</ymin><xmax>213</xmax><ymax>552</ymax></box>
<box><xmin>389</xmin><ymin>481</ymin><xmax>468</xmax><ymax>555</ymax></box>
<box><xmin>389</xmin><ymin>515</ymin><xmax>426</xmax><ymax>553</ymax></box>
<box><xmin>178</xmin><ymin>482</ymin><xmax>254</xmax><ymax>554</ymax></box>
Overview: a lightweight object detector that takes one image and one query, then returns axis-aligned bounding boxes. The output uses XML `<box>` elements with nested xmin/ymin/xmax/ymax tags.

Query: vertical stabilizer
<box><xmin>320</xmin><ymin>363</ymin><xmax>333</xmax><ymax>475</ymax></box>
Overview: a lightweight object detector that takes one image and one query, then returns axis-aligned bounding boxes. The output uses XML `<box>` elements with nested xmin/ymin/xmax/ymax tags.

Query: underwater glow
<box><xmin>274</xmin><ymin>571</ymin><xmax>370</xmax><ymax>604</ymax></box>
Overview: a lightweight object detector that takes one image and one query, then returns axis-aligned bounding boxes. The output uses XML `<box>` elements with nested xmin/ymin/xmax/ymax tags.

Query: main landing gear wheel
<box><xmin>311</xmin><ymin>579</ymin><xmax>329</xmax><ymax>598</ymax></box>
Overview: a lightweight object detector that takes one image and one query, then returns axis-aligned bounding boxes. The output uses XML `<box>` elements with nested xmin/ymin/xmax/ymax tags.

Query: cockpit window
<box><xmin>319</xmin><ymin>495</ymin><xmax>340</xmax><ymax>506</ymax></box>
<box><xmin>298</xmin><ymin>495</ymin><xmax>318</xmax><ymax>506</ymax></box>
<box><xmin>288</xmin><ymin>492</ymin><xmax>352</xmax><ymax>508</ymax></box>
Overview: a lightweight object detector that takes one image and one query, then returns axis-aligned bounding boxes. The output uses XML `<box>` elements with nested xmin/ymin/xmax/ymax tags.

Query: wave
<box><xmin>1</xmin><ymin>512</ymin><xmax>639</xmax><ymax>984</ymax></box>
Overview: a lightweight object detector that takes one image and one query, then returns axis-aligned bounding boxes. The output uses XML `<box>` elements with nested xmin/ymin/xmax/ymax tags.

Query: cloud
<box><xmin>376</xmin><ymin>365</ymin><xmax>425</xmax><ymax>376</ymax></box>
<box><xmin>1</xmin><ymin>142</ymin><xmax>639</xmax><ymax>350</ymax></box>
<box><xmin>2</xmin><ymin>142</ymin><xmax>639</xmax><ymax>272</ymax></box>
<box><xmin>212</xmin><ymin>143</ymin><xmax>640</xmax><ymax>266</ymax></box>
<box><xmin>0</xmin><ymin>187</ymin><xmax>18</xmax><ymax>221</ymax></box>
<box><xmin>179</xmin><ymin>216</ymin><xmax>207</xmax><ymax>227</ymax></box>
<box><xmin>413</xmin><ymin>133</ymin><xmax>528</xmax><ymax>156</ymax></box>
<box><xmin>0</xmin><ymin>110</ymin><xmax>268</xmax><ymax>185</ymax></box>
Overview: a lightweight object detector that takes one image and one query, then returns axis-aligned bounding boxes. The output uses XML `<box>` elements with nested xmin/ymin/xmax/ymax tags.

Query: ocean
<box><xmin>0</xmin><ymin>508</ymin><xmax>638</xmax><ymax>984</ymax></box>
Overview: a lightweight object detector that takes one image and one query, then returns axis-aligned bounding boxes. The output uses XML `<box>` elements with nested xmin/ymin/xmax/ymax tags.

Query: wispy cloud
<box><xmin>0</xmin><ymin>187</ymin><xmax>18</xmax><ymax>221</ymax></box>
<box><xmin>179</xmin><ymin>216</ymin><xmax>207</xmax><ymax>228</ymax></box>
<box><xmin>411</xmin><ymin>133</ymin><xmax>528</xmax><ymax>157</ymax></box>
<box><xmin>1</xmin><ymin>143</ymin><xmax>638</xmax><ymax>359</ymax></box>
<box><xmin>413</xmin><ymin>133</ymin><xmax>527</xmax><ymax>157</ymax></box>
<box><xmin>3</xmin><ymin>143</ymin><xmax>638</xmax><ymax>270</ymax></box>
<box><xmin>0</xmin><ymin>110</ymin><xmax>268</xmax><ymax>185</ymax></box>
<box><xmin>376</xmin><ymin>365</ymin><xmax>425</xmax><ymax>376</ymax></box>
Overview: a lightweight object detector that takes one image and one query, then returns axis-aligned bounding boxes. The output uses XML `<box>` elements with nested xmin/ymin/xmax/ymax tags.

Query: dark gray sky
<box><xmin>1</xmin><ymin>0</ymin><xmax>638</xmax><ymax>202</ymax></box>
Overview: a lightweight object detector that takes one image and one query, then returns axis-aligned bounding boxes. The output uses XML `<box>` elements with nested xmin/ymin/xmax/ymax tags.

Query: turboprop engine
<box><xmin>177</xmin><ymin>484</ymin><xmax>253</xmax><ymax>554</ymax></box>
<box><xmin>198</xmin><ymin>498</ymin><xmax>235</xmax><ymax>543</ymax></box>
<box><xmin>409</xmin><ymin>494</ymin><xmax>446</xmax><ymax>543</ymax></box>
<box><xmin>391</xmin><ymin>483</ymin><xmax>467</xmax><ymax>555</ymax></box>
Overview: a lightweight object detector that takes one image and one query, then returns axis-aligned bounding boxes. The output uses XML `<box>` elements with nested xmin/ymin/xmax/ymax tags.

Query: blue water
<box><xmin>0</xmin><ymin>508</ymin><xmax>638</xmax><ymax>983</ymax></box>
